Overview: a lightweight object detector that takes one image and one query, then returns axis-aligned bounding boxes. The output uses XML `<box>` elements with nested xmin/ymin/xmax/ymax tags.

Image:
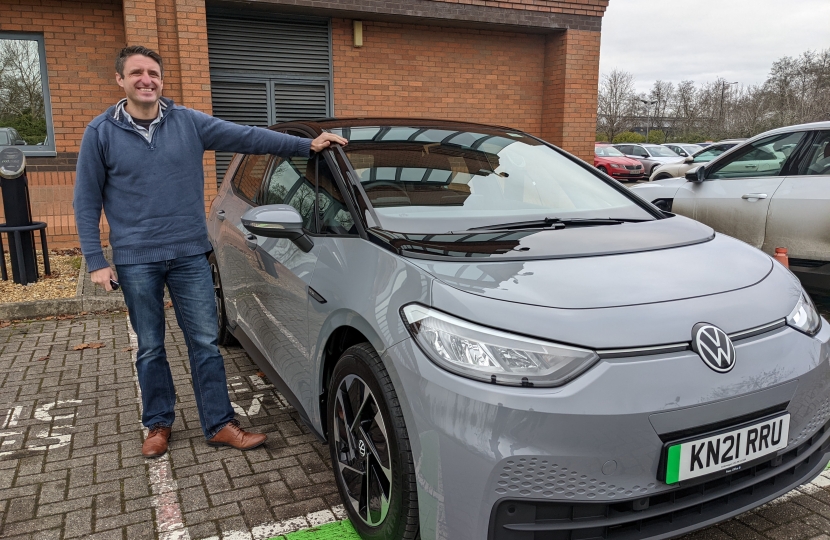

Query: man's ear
<box><xmin>115</xmin><ymin>73</ymin><xmax>125</xmax><ymax>89</ymax></box>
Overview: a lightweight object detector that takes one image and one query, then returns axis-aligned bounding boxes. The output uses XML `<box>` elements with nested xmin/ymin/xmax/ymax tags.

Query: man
<box><xmin>73</xmin><ymin>45</ymin><xmax>347</xmax><ymax>458</ymax></box>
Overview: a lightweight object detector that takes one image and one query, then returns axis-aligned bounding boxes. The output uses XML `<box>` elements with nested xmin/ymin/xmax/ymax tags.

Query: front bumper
<box><xmin>387</xmin><ymin>321</ymin><xmax>830</xmax><ymax>540</ymax></box>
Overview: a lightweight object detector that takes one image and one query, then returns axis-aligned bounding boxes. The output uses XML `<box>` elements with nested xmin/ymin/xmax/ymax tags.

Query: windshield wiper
<box><xmin>459</xmin><ymin>217</ymin><xmax>648</xmax><ymax>233</ymax></box>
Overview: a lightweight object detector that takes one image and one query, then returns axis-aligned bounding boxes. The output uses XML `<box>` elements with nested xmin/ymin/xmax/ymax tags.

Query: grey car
<box><xmin>614</xmin><ymin>143</ymin><xmax>684</xmax><ymax>177</ymax></box>
<box><xmin>208</xmin><ymin>119</ymin><xmax>830</xmax><ymax>540</ymax></box>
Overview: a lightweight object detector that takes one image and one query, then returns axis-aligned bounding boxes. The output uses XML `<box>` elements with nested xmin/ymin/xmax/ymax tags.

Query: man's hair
<box><xmin>115</xmin><ymin>46</ymin><xmax>164</xmax><ymax>78</ymax></box>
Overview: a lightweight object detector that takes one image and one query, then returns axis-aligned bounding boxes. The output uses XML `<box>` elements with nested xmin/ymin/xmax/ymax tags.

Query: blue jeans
<box><xmin>117</xmin><ymin>253</ymin><xmax>235</xmax><ymax>439</ymax></box>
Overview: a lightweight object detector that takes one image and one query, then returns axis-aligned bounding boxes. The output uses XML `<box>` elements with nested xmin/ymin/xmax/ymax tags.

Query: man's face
<box><xmin>116</xmin><ymin>54</ymin><xmax>163</xmax><ymax>109</ymax></box>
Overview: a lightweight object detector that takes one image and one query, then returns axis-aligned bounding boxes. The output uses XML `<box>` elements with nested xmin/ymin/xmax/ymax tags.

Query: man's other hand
<box><xmin>91</xmin><ymin>266</ymin><xmax>117</xmax><ymax>291</ymax></box>
<box><xmin>310</xmin><ymin>132</ymin><xmax>348</xmax><ymax>152</ymax></box>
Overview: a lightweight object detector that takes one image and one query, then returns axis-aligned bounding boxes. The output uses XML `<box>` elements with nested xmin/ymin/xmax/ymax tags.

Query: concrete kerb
<box><xmin>0</xmin><ymin>249</ymin><xmax>127</xmax><ymax>321</ymax></box>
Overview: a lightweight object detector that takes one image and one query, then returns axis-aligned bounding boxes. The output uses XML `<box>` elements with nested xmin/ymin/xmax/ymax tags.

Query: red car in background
<box><xmin>594</xmin><ymin>144</ymin><xmax>645</xmax><ymax>182</ymax></box>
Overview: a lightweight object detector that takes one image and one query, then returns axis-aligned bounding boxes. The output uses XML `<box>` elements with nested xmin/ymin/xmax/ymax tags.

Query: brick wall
<box><xmin>428</xmin><ymin>0</ymin><xmax>608</xmax><ymax>17</ymax></box>
<box><xmin>332</xmin><ymin>19</ymin><xmax>546</xmax><ymax>135</ymax></box>
<box><xmin>332</xmin><ymin>19</ymin><xmax>600</xmax><ymax>161</ymax></box>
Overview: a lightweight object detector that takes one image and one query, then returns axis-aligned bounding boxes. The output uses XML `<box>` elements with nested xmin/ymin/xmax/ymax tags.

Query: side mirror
<box><xmin>15</xmin><ymin>140</ymin><xmax>26</xmax><ymax>145</ymax></box>
<box><xmin>241</xmin><ymin>204</ymin><xmax>314</xmax><ymax>252</ymax></box>
<box><xmin>684</xmin><ymin>156</ymin><xmax>694</xmax><ymax>164</ymax></box>
<box><xmin>685</xmin><ymin>166</ymin><xmax>706</xmax><ymax>183</ymax></box>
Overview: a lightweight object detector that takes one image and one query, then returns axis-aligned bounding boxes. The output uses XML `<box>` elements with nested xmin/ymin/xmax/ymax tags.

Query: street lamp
<box><xmin>720</xmin><ymin>81</ymin><xmax>738</xmax><ymax>136</ymax></box>
<box><xmin>639</xmin><ymin>99</ymin><xmax>657</xmax><ymax>142</ymax></box>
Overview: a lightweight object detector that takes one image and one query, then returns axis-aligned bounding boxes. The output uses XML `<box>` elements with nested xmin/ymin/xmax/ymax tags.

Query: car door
<box><xmin>214</xmin><ymin>153</ymin><xmax>272</xmax><ymax>335</ymax></box>
<box><xmin>247</xmin><ymin>132</ymin><xmax>320</xmax><ymax>406</ymax></box>
<box><xmin>671</xmin><ymin>130</ymin><xmax>806</xmax><ymax>249</ymax></box>
<box><xmin>763</xmin><ymin>130</ymin><xmax>830</xmax><ymax>261</ymax></box>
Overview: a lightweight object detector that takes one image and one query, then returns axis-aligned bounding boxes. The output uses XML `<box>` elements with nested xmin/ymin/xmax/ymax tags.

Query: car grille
<box><xmin>625</xmin><ymin>165</ymin><xmax>641</xmax><ymax>170</ymax></box>
<box><xmin>489</xmin><ymin>418</ymin><xmax>830</xmax><ymax>540</ymax></box>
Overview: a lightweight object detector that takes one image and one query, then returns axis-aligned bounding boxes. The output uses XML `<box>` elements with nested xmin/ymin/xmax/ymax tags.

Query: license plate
<box><xmin>664</xmin><ymin>414</ymin><xmax>790</xmax><ymax>484</ymax></box>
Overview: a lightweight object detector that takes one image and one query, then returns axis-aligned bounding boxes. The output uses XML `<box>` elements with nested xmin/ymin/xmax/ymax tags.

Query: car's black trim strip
<box><xmin>597</xmin><ymin>319</ymin><xmax>787</xmax><ymax>359</ymax></box>
<box><xmin>730</xmin><ymin>319</ymin><xmax>786</xmax><ymax>341</ymax></box>
<box><xmin>503</xmin><ymin>420</ymin><xmax>830</xmax><ymax>532</ymax></box>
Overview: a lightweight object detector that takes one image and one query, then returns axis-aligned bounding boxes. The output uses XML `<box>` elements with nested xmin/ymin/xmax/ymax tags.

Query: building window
<box><xmin>0</xmin><ymin>33</ymin><xmax>55</xmax><ymax>156</ymax></box>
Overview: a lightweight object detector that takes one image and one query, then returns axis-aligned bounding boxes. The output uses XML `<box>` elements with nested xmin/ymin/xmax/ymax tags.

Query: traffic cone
<box><xmin>773</xmin><ymin>247</ymin><xmax>789</xmax><ymax>268</ymax></box>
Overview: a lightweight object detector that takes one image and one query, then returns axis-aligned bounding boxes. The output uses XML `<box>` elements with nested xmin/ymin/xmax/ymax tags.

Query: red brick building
<box><xmin>0</xmin><ymin>0</ymin><xmax>607</xmax><ymax>248</ymax></box>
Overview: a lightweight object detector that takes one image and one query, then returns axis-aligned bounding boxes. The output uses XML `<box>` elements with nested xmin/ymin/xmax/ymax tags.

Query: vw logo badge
<box><xmin>358</xmin><ymin>440</ymin><xmax>366</xmax><ymax>457</ymax></box>
<box><xmin>692</xmin><ymin>323</ymin><xmax>736</xmax><ymax>373</ymax></box>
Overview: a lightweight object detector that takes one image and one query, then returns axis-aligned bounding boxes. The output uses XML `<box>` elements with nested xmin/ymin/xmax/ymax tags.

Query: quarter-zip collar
<box><xmin>106</xmin><ymin>97</ymin><xmax>173</xmax><ymax>148</ymax></box>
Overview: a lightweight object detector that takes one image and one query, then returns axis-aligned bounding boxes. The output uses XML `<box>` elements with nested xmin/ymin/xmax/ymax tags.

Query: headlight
<box><xmin>401</xmin><ymin>304</ymin><xmax>599</xmax><ymax>387</ymax></box>
<box><xmin>610</xmin><ymin>163</ymin><xmax>625</xmax><ymax>169</ymax></box>
<box><xmin>786</xmin><ymin>292</ymin><xmax>822</xmax><ymax>336</ymax></box>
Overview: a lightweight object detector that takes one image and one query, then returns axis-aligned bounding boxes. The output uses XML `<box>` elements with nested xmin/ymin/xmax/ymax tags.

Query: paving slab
<box><xmin>2</xmin><ymin>306</ymin><xmax>830</xmax><ymax>539</ymax></box>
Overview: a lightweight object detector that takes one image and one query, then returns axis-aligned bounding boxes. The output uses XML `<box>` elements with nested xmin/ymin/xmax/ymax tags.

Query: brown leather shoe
<box><xmin>208</xmin><ymin>419</ymin><xmax>267</xmax><ymax>450</ymax></box>
<box><xmin>142</xmin><ymin>425</ymin><xmax>171</xmax><ymax>458</ymax></box>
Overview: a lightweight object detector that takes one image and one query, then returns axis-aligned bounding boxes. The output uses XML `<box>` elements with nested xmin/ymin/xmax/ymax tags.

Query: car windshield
<box><xmin>646</xmin><ymin>146</ymin><xmax>680</xmax><ymax>157</ymax></box>
<box><xmin>329</xmin><ymin>126</ymin><xmax>654</xmax><ymax>234</ymax></box>
<box><xmin>595</xmin><ymin>146</ymin><xmax>625</xmax><ymax>157</ymax></box>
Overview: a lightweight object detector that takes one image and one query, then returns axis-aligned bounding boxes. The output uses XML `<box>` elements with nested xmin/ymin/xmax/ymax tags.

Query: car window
<box><xmin>232</xmin><ymin>154</ymin><xmax>270</xmax><ymax>203</ymax></box>
<box><xmin>692</xmin><ymin>145</ymin><xmax>732</xmax><ymax>163</ymax></box>
<box><xmin>0</xmin><ymin>132</ymin><xmax>9</xmax><ymax>145</ymax></box>
<box><xmin>707</xmin><ymin>132</ymin><xmax>805</xmax><ymax>180</ymax></box>
<box><xmin>262</xmin><ymin>156</ymin><xmax>315</xmax><ymax>230</ymax></box>
<box><xmin>315</xmin><ymin>157</ymin><xmax>357</xmax><ymax>235</ymax></box>
<box><xmin>800</xmin><ymin>131</ymin><xmax>830</xmax><ymax>176</ymax></box>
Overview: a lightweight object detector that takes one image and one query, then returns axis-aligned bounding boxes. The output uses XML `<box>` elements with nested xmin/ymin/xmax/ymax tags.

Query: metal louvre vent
<box><xmin>273</xmin><ymin>83</ymin><xmax>328</xmax><ymax>122</ymax></box>
<box><xmin>207</xmin><ymin>13</ymin><xmax>330</xmax><ymax>77</ymax></box>
<box><xmin>211</xmin><ymin>80</ymin><xmax>269</xmax><ymax>182</ymax></box>
<box><xmin>207</xmin><ymin>8</ymin><xmax>332</xmax><ymax>180</ymax></box>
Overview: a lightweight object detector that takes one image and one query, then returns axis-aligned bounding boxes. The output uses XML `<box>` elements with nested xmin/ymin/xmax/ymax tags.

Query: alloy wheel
<box><xmin>332</xmin><ymin>374</ymin><xmax>392</xmax><ymax>527</ymax></box>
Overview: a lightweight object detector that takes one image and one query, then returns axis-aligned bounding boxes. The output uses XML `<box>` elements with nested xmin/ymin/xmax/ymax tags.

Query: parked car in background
<box><xmin>632</xmin><ymin>121</ymin><xmax>830</xmax><ymax>290</ymax></box>
<box><xmin>613</xmin><ymin>143</ymin><xmax>684</xmax><ymax>177</ymax></box>
<box><xmin>650</xmin><ymin>140</ymin><xmax>745</xmax><ymax>181</ymax></box>
<box><xmin>594</xmin><ymin>143</ymin><xmax>645</xmax><ymax>182</ymax></box>
<box><xmin>0</xmin><ymin>127</ymin><xmax>27</xmax><ymax>146</ymax></box>
<box><xmin>209</xmin><ymin>118</ymin><xmax>830</xmax><ymax>540</ymax></box>
<box><xmin>663</xmin><ymin>143</ymin><xmax>703</xmax><ymax>157</ymax></box>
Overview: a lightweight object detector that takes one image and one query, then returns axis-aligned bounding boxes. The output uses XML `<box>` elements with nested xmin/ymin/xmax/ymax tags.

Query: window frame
<box><xmin>0</xmin><ymin>32</ymin><xmax>56</xmax><ymax>157</ymax></box>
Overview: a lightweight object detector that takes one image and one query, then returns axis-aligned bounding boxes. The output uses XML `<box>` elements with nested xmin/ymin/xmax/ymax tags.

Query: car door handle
<box><xmin>217</xmin><ymin>210</ymin><xmax>226</xmax><ymax>221</ymax></box>
<box><xmin>741</xmin><ymin>193</ymin><xmax>768</xmax><ymax>200</ymax></box>
<box><xmin>245</xmin><ymin>234</ymin><xmax>258</xmax><ymax>250</ymax></box>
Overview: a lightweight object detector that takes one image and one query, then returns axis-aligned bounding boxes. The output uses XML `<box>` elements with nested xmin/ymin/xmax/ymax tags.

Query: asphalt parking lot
<box><xmin>1</xmin><ymin>294</ymin><xmax>829</xmax><ymax>540</ymax></box>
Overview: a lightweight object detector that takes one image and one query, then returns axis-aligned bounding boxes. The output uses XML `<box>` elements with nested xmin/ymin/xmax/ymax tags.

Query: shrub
<box><xmin>612</xmin><ymin>131</ymin><xmax>645</xmax><ymax>143</ymax></box>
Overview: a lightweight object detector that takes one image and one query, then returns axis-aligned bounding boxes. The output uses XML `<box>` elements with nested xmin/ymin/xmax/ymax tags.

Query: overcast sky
<box><xmin>599</xmin><ymin>0</ymin><xmax>830</xmax><ymax>94</ymax></box>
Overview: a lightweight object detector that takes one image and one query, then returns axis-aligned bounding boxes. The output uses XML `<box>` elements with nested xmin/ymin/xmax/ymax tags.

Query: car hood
<box><xmin>633</xmin><ymin>176</ymin><xmax>688</xmax><ymax>188</ymax></box>
<box><xmin>411</xmin><ymin>220</ymin><xmax>773</xmax><ymax>309</ymax></box>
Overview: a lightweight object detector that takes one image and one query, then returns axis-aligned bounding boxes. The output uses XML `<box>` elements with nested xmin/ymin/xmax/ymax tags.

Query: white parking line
<box><xmin>127</xmin><ymin>317</ymin><xmax>192</xmax><ymax>540</ymax></box>
<box><xmin>126</xmin><ymin>316</ymin><xmax>344</xmax><ymax>540</ymax></box>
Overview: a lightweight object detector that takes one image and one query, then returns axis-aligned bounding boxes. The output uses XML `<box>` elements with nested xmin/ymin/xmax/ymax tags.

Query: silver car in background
<box><xmin>650</xmin><ymin>140</ymin><xmax>744</xmax><ymax>181</ymax></box>
<box><xmin>633</xmin><ymin>122</ymin><xmax>830</xmax><ymax>290</ymax></box>
<box><xmin>663</xmin><ymin>143</ymin><xmax>704</xmax><ymax>158</ymax></box>
<box><xmin>614</xmin><ymin>143</ymin><xmax>685</xmax><ymax>177</ymax></box>
<box><xmin>208</xmin><ymin>119</ymin><xmax>830</xmax><ymax>540</ymax></box>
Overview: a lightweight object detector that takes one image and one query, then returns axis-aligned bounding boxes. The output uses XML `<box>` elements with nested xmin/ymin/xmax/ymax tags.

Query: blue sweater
<box><xmin>74</xmin><ymin>97</ymin><xmax>312</xmax><ymax>272</ymax></box>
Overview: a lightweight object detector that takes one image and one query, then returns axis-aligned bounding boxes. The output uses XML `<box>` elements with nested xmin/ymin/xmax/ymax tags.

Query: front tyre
<box><xmin>207</xmin><ymin>252</ymin><xmax>236</xmax><ymax>347</ymax></box>
<box><xmin>328</xmin><ymin>344</ymin><xmax>419</xmax><ymax>540</ymax></box>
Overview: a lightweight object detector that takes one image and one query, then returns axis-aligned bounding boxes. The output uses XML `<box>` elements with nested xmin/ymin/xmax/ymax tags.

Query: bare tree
<box><xmin>0</xmin><ymin>39</ymin><xmax>44</xmax><ymax>119</ymax></box>
<box><xmin>648</xmin><ymin>80</ymin><xmax>674</xmax><ymax>141</ymax></box>
<box><xmin>596</xmin><ymin>69</ymin><xmax>636</xmax><ymax>142</ymax></box>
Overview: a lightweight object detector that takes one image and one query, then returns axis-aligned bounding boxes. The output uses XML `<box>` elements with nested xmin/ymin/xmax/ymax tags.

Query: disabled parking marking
<box><xmin>231</xmin><ymin>394</ymin><xmax>264</xmax><ymax>417</ymax></box>
<box><xmin>1</xmin><ymin>405</ymin><xmax>23</xmax><ymax>428</ymax></box>
<box><xmin>34</xmin><ymin>399</ymin><xmax>83</xmax><ymax>422</ymax></box>
<box><xmin>127</xmin><ymin>317</ymin><xmax>192</xmax><ymax>540</ymax></box>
